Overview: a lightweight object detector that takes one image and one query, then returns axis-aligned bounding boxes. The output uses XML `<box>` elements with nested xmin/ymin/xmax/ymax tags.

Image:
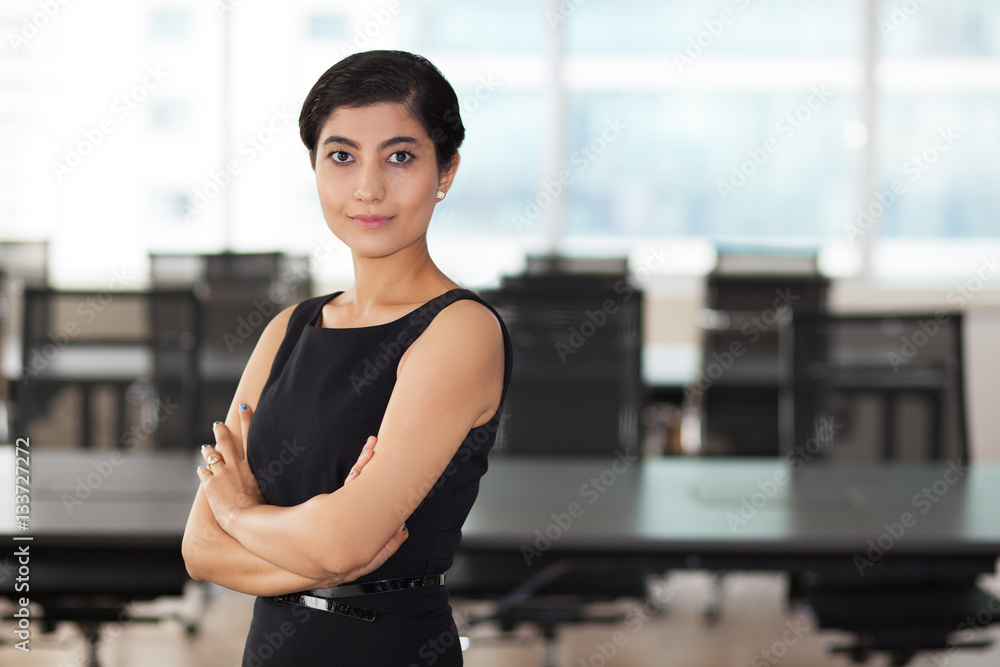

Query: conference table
<box><xmin>0</xmin><ymin>445</ymin><xmax>199</xmax><ymax>666</ymax></box>
<box><xmin>3</xmin><ymin>448</ymin><xmax>1000</xmax><ymax>666</ymax></box>
<box><xmin>458</xmin><ymin>456</ymin><xmax>1000</xmax><ymax>666</ymax></box>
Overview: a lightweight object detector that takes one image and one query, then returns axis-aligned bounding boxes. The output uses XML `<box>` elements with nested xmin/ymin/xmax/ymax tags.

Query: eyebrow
<box><xmin>321</xmin><ymin>135</ymin><xmax>423</xmax><ymax>151</ymax></box>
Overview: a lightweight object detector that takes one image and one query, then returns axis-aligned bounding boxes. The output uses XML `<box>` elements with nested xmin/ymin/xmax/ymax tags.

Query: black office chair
<box><xmin>150</xmin><ymin>252</ymin><xmax>312</xmax><ymax>444</ymax></box>
<box><xmin>449</xmin><ymin>264</ymin><xmax>655</xmax><ymax>667</ymax></box>
<box><xmin>148</xmin><ymin>289</ymin><xmax>201</xmax><ymax>448</ymax></box>
<box><xmin>784</xmin><ymin>313</ymin><xmax>981</xmax><ymax>666</ymax></box>
<box><xmin>17</xmin><ymin>288</ymin><xmax>199</xmax><ymax>450</ymax></box>
<box><xmin>785</xmin><ymin>313</ymin><xmax>967</xmax><ymax>464</ymax></box>
<box><xmin>0</xmin><ymin>241</ymin><xmax>49</xmax><ymax>441</ymax></box>
<box><xmin>483</xmin><ymin>263</ymin><xmax>643</xmax><ymax>458</ymax></box>
<box><xmin>698</xmin><ymin>269</ymin><xmax>829</xmax><ymax>457</ymax></box>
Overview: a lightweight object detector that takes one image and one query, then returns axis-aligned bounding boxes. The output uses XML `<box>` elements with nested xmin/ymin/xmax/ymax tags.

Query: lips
<box><xmin>351</xmin><ymin>215</ymin><xmax>392</xmax><ymax>229</ymax></box>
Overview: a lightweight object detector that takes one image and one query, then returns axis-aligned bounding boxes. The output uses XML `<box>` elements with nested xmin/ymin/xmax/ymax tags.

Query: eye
<box><xmin>388</xmin><ymin>151</ymin><xmax>413</xmax><ymax>164</ymax></box>
<box><xmin>328</xmin><ymin>150</ymin><xmax>353</xmax><ymax>163</ymax></box>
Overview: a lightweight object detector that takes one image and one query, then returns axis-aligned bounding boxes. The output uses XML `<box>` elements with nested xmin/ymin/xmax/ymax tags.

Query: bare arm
<box><xmin>198</xmin><ymin>299</ymin><xmax>504</xmax><ymax>580</ymax></box>
<box><xmin>181</xmin><ymin>303</ymin><xmax>407</xmax><ymax>596</ymax></box>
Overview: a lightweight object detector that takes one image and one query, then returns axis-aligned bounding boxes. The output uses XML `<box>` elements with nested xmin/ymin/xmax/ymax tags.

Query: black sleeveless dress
<box><xmin>241</xmin><ymin>288</ymin><xmax>512</xmax><ymax>666</ymax></box>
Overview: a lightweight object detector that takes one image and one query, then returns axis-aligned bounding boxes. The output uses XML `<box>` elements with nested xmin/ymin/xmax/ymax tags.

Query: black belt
<box><xmin>272</xmin><ymin>573</ymin><xmax>447</xmax><ymax>622</ymax></box>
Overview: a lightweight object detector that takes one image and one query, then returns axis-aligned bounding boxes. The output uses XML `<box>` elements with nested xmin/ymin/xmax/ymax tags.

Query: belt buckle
<box><xmin>277</xmin><ymin>594</ymin><xmax>376</xmax><ymax>622</ymax></box>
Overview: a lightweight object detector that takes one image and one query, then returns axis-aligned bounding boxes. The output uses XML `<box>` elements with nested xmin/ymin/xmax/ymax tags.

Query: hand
<box><xmin>336</xmin><ymin>435</ymin><xmax>409</xmax><ymax>583</ymax></box>
<box><xmin>197</xmin><ymin>404</ymin><xmax>265</xmax><ymax>531</ymax></box>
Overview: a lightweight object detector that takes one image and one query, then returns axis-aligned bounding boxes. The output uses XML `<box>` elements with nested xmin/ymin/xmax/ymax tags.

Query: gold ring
<box><xmin>206</xmin><ymin>454</ymin><xmax>222</xmax><ymax>466</ymax></box>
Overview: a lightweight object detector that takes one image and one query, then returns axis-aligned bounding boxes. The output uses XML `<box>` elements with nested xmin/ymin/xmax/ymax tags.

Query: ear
<box><xmin>436</xmin><ymin>153</ymin><xmax>461</xmax><ymax>197</ymax></box>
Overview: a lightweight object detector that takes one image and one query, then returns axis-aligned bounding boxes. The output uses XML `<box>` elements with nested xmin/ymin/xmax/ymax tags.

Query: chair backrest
<box><xmin>786</xmin><ymin>313</ymin><xmax>968</xmax><ymax>464</ymax></box>
<box><xmin>18</xmin><ymin>288</ymin><xmax>199</xmax><ymax>449</ymax></box>
<box><xmin>151</xmin><ymin>252</ymin><xmax>312</xmax><ymax>446</ymax></box>
<box><xmin>484</xmin><ymin>269</ymin><xmax>642</xmax><ymax>458</ymax></box>
<box><xmin>698</xmin><ymin>271</ymin><xmax>830</xmax><ymax>456</ymax></box>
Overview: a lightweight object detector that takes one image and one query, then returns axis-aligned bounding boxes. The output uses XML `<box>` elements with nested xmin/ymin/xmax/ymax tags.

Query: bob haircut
<box><xmin>298</xmin><ymin>50</ymin><xmax>465</xmax><ymax>172</ymax></box>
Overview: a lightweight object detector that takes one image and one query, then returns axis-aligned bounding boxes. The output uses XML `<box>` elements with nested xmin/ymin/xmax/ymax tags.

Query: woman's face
<box><xmin>313</xmin><ymin>102</ymin><xmax>456</xmax><ymax>259</ymax></box>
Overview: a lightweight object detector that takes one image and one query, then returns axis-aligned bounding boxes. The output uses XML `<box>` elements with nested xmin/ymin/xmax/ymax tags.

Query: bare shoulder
<box><xmin>426</xmin><ymin>298</ymin><xmax>503</xmax><ymax>352</ymax></box>
<box><xmin>395</xmin><ymin>296</ymin><xmax>505</xmax><ymax>426</ymax></box>
<box><xmin>398</xmin><ymin>297</ymin><xmax>504</xmax><ymax>375</ymax></box>
<box><xmin>258</xmin><ymin>302</ymin><xmax>298</xmax><ymax>343</ymax></box>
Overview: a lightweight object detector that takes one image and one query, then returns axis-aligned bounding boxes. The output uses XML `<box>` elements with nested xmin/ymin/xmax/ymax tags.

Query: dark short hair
<box><xmin>299</xmin><ymin>50</ymin><xmax>465</xmax><ymax>172</ymax></box>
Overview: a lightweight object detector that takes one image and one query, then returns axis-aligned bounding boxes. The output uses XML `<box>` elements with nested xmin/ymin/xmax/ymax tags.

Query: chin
<box><xmin>347</xmin><ymin>236</ymin><xmax>424</xmax><ymax>260</ymax></box>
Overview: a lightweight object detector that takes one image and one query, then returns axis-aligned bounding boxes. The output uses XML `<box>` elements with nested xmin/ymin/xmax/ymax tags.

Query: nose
<box><xmin>353</xmin><ymin>160</ymin><xmax>385</xmax><ymax>204</ymax></box>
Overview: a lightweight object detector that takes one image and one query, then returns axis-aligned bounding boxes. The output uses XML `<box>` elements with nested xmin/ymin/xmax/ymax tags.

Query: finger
<box><xmin>345</xmin><ymin>436</ymin><xmax>376</xmax><ymax>483</ymax></box>
<box><xmin>196</xmin><ymin>465</ymin><xmax>212</xmax><ymax>481</ymax></box>
<box><xmin>237</xmin><ymin>403</ymin><xmax>253</xmax><ymax>459</ymax></box>
<box><xmin>387</xmin><ymin>524</ymin><xmax>409</xmax><ymax>550</ymax></box>
<box><xmin>200</xmin><ymin>444</ymin><xmax>225</xmax><ymax>466</ymax></box>
<box><xmin>212</xmin><ymin>420</ymin><xmax>239</xmax><ymax>461</ymax></box>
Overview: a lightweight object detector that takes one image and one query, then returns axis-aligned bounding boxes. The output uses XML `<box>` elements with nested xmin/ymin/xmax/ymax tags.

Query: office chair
<box><xmin>0</xmin><ymin>241</ymin><xmax>49</xmax><ymax>442</ymax></box>
<box><xmin>698</xmin><ymin>270</ymin><xmax>829</xmax><ymax>457</ymax></box>
<box><xmin>784</xmin><ymin>313</ymin><xmax>976</xmax><ymax>666</ymax></box>
<box><xmin>147</xmin><ymin>289</ymin><xmax>201</xmax><ymax>448</ymax></box>
<box><xmin>695</xmin><ymin>267</ymin><xmax>829</xmax><ymax>622</ymax></box>
<box><xmin>17</xmin><ymin>288</ymin><xmax>199</xmax><ymax>450</ymax></box>
<box><xmin>483</xmin><ymin>265</ymin><xmax>643</xmax><ymax>458</ymax></box>
<box><xmin>448</xmin><ymin>266</ymin><xmax>655</xmax><ymax>667</ymax></box>
<box><xmin>785</xmin><ymin>313</ymin><xmax>967</xmax><ymax>464</ymax></box>
<box><xmin>150</xmin><ymin>252</ymin><xmax>312</xmax><ymax>445</ymax></box>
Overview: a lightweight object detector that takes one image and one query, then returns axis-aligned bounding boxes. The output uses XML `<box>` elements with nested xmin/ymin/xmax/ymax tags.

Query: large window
<box><xmin>1</xmin><ymin>0</ymin><xmax>997</xmax><ymax>287</ymax></box>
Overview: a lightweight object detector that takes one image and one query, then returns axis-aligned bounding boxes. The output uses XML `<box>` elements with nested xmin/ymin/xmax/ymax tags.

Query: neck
<box><xmin>346</xmin><ymin>235</ymin><xmax>453</xmax><ymax>312</ymax></box>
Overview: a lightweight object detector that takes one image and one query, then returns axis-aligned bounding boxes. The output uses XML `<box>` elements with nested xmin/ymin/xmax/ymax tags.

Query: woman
<box><xmin>182</xmin><ymin>50</ymin><xmax>512</xmax><ymax>665</ymax></box>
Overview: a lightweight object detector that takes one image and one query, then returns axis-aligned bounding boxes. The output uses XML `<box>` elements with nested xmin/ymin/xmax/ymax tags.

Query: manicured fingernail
<box><xmin>213</xmin><ymin>421</ymin><xmax>222</xmax><ymax>427</ymax></box>
<box><xmin>401</xmin><ymin>524</ymin><xmax>407</xmax><ymax>533</ymax></box>
<box><xmin>200</xmin><ymin>444</ymin><xmax>210</xmax><ymax>452</ymax></box>
<box><xmin>361</xmin><ymin>448</ymin><xmax>369</xmax><ymax>456</ymax></box>
<box><xmin>347</xmin><ymin>469</ymin><xmax>356</xmax><ymax>479</ymax></box>
<box><xmin>240</xmin><ymin>403</ymin><xmax>248</xmax><ymax>412</ymax></box>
